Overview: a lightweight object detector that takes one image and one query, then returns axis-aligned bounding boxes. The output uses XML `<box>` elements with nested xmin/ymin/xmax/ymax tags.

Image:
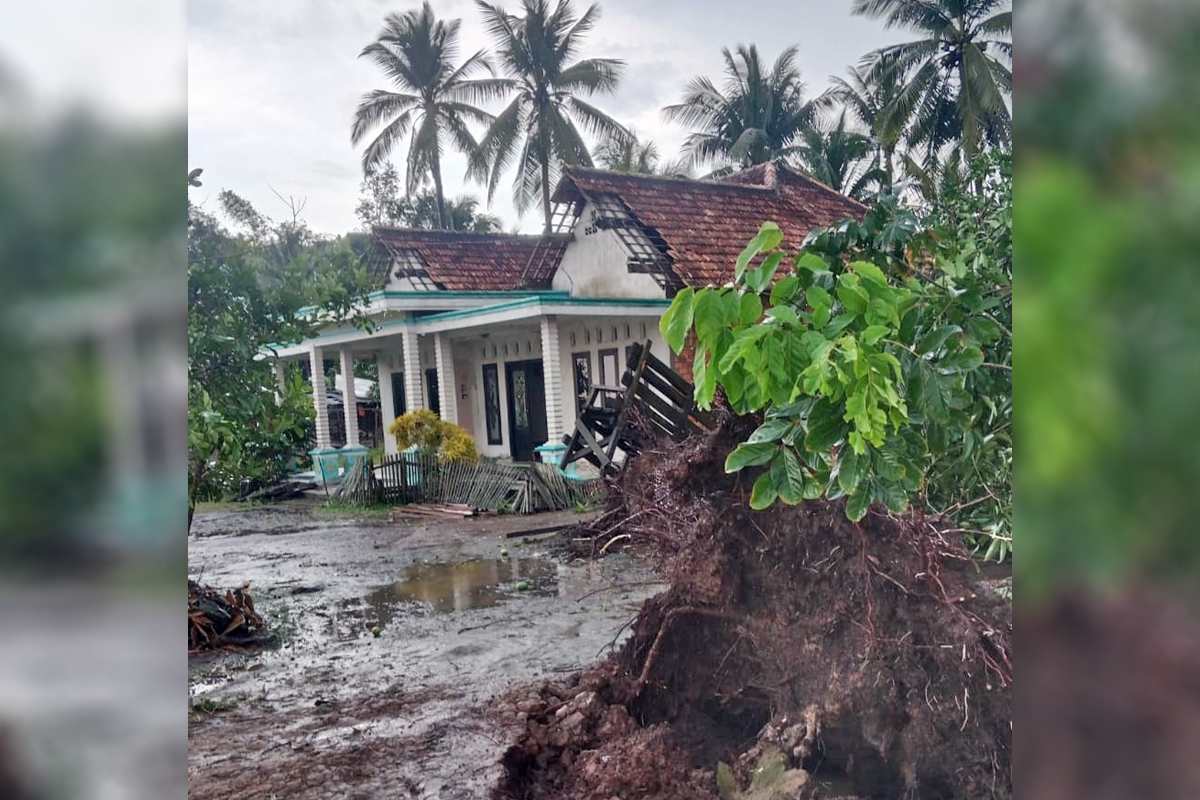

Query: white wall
<box><xmin>552</xmin><ymin>199</ymin><xmax>667</xmax><ymax>299</ymax></box>
<box><xmin>456</xmin><ymin>328</ymin><xmax>544</xmax><ymax>459</ymax></box>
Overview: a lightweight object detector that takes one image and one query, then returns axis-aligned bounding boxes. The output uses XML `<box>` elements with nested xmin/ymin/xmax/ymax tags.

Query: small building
<box><xmin>271</xmin><ymin>163</ymin><xmax>865</xmax><ymax>477</ymax></box>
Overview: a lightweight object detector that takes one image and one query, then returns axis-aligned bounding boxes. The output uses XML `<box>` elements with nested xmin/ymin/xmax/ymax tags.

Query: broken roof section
<box><xmin>552</xmin><ymin>161</ymin><xmax>868</xmax><ymax>287</ymax></box>
<box><xmin>368</xmin><ymin>228</ymin><xmax>568</xmax><ymax>292</ymax></box>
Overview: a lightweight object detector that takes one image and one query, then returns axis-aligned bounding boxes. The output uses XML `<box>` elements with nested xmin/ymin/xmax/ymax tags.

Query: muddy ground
<box><xmin>187</xmin><ymin>501</ymin><xmax>665</xmax><ymax>800</ymax></box>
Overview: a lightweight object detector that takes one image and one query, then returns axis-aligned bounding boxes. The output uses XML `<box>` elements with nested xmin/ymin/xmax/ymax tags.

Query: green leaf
<box><xmin>805</xmin><ymin>399</ymin><xmax>846</xmax><ymax>450</ymax></box>
<box><xmin>693</xmin><ymin>289</ymin><xmax>726</xmax><ymax>348</ymax></box>
<box><xmin>746</xmin><ymin>251</ymin><xmax>784</xmax><ymax>294</ymax></box>
<box><xmin>805</xmin><ymin>285</ymin><xmax>832</xmax><ymax>313</ymax></box>
<box><xmin>837</xmin><ymin>446</ymin><xmax>865</xmax><ymax>493</ymax></box>
<box><xmin>916</xmin><ymin>325</ymin><xmax>960</xmax><ymax>356</ymax></box>
<box><xmin>836</xmin><ymin>279</ymin><xmax>869</xmax><ymax>315</ymax></box>
<box><xmin>938</xmin><ymin>347</ymin><xmax>985</xmax><ymax>373</ymax></box>
<box><xmin>766</xmin><ymin>306</ymin><xmax>800</xmax><ymax>327</ymax></box>
<box><xmin>736</xmin><ymin>222</ymin><xmax>783</xmax><ymax>280</ymax></box>
<box><xmin>693</xmin><ymin>347</ymin><xmax>716</xmax><ymax>409</ymax></box>
<box><xmin>770</xmin><ymin>275</ymin><xmax>800</xmax><ymax>306</ymax></box>
<box><xmin>660</xmin><ymin>288</ymin><xmax>695</xmax><ymax>353</ymax></box>
<box><xmin>783</xmin><ymin>448</ymin><xmax>807</xmax><ymax>503</ymax></box>
<box><xmin>750</xmin><ymin>471</ymin><xmax>779</xmax><ymax>510</ymax></box>
<box><xmin>739</xmin><ymin>292</ymin><xmax>764</xmax><ymax>325</ymax></box>
<box><xmin>862</xmin><ymin>325</ymin><xmax>889</xmax><ymax>346</ymax></box>
<box><xmin>748</xmin><ymin>418</ymin><xmax>791</xmax><ymax>443</ymax></box>
<box><xmin>850</xmin><ymin>260</ymin><xmax>889</xmax><ymax>288</ymax></box>
<box><xmin>725</xmin><ymin>442</ymin><xmax>778</xmax><ymax>473</ymax></box>
<box><xmin>796</xmin><ymin>252</ymin><xmax>830</xmax><ymax>277</ymax></box>
<box><xmin>846</xmin><ymin>490</ymin><xmax>871</xmax><ymax>521</ymax></box>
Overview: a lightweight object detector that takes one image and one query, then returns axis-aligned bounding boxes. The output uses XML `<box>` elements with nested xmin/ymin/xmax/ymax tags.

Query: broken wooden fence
<box><xmin>370</xmin><ymin>452</ymin><xmax>603</xmax><ymax>513</ymax></box>
<box><xmin>560</xmin><ymin>340</ymin><xmax>714</xmax><ymax>475</ymax></box>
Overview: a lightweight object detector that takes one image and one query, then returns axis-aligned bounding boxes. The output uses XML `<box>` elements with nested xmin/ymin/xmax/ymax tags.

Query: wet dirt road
<box><xmin>187</xmin><ymin>503</ymin><xmax>664</xmax><ymax>800</ymax></box>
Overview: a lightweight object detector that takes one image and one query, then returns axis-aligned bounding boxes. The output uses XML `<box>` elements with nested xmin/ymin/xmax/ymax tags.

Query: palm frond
<box><xmin>351</xmin><ymin>91</ymin><xmax>420</xmax><ymax>145</ymax></box>
<box><xmin>556</xmin><ymin>58</ymin><xmax>625</xmax><ymax>95</ymax></box>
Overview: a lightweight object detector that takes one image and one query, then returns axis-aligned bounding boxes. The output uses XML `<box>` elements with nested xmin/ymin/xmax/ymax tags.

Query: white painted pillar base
<box><xmin>339</xmin><ymin>347</ymin><xmax>360</xmax><ymax>447</ymax></box>
<box><xmin>402</xmin><ymin>329</ymin><xmax>425</xmax><ymax>413</ymax></box>
<box><xmin>377</xmin><ymin>353</ymin><xmax>398</xmax><ymax>456</ymax></box>
<box><xmin>539</xmin><ymin>315</ymin><xmax>565</xmax><ymax>449</ymax></box>
<box><xmin>309</xmin><ymin>345</ymin><xmax>332</xmax><ymax>450</ymax></box>
<box><xmin>433</xmin><ymin>332</ymin><xmax>457</xmax><ymax>424</ymax></box>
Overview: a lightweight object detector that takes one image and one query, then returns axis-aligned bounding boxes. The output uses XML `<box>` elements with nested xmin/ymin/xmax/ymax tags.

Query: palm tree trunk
<box><xmin>538</xmin><ymin>119</ymin><xmax>553</xmax><ymax>235</ymax></box>
<box><xmin>430</xmin><ymin>135</ymin><xmax>448</xmax><ymax>230</ymax></box>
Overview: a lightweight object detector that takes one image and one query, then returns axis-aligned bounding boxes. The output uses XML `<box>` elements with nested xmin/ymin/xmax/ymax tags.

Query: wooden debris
<box><xmin>560</xmin><ymin>341</ymin><xmax>709</xmax><ymax>476</ymax></box>
<box><xmin>392</xmin><ymin>503</ymin><xmax>478</xmax><ymax>518</ymax></box>
<box><xmin>188</xmin><ymin>580</ymin><xmax>268</xmax><ymax>654</ymax></box>
<box><xmin>503</xmin><ymin>523</ymin><xmax>570</xmax><ymax>539</ymax></box>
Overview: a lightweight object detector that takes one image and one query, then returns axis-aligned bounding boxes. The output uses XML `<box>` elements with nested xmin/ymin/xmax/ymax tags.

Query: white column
<box><xmin>433</xmin><ymin>332</ymin><xmax>457</xmax><ymax>424</ymax></box>
<box><xmin>378</xmin><ymin>353</ymin><xmax>398</xmax><ymax>456</ymax></box>
<box><xmin>339</xmin><ymin>348</ymin><xmax>359</xmax><ymax>447</ymax></box>
<box><xmin>540</xmin><ymin>315</ymin><xmax>566</xmax><ymax>445</ymax></box>
<box><xmin>309</xmin><ymin>345</ymin><xmax>332</xmax><ymax>450</ymax></box>
<box><xmin>402</xmin><ymin>329</ymin><xmax>424</xmax><ymax>413</ymax></box>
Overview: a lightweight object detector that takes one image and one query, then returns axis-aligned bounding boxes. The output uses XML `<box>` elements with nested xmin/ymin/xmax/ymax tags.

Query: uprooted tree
<box><xmin>660</xmin><ymin>152</ymin><xmax>1011</xmax><ymax>558</ymax></box>
<box><xmin>497</xmin><ymin>155</ymin><xmax>1011</xmax><ymax>800</ymax></box>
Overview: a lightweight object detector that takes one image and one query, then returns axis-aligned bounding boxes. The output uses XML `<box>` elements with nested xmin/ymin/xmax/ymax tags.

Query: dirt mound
<box><xmin>496</xmin><ymin>419</ymin><xmax>1012</xmax><ymax>799</ymax></box>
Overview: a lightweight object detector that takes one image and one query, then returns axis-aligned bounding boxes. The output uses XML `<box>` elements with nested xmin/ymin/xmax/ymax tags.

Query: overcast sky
<box><xmin>187</xmin><ymin>0</ymin><xmax>902</xmax><ymax>235</ymax></box>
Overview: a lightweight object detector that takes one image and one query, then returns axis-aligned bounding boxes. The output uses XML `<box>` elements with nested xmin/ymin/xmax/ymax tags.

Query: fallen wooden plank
<box><xmin>504</xmin><ymin>523</ymin><xmax>570</xmax><ymax>539</ymax></box>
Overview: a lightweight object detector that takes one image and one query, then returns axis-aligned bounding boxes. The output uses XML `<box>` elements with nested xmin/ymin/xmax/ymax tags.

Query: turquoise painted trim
<box><xmin>371</xmin><ymin>289</ymin><xmax>568</xmax><ymax>301</ymax></box>
<box><xmin>266</xmin><ymin>294</ymin><xmax>670</xmax><ymax>352</ymax></box>
<box><xmin>410</xmin><ymin>296</ymin><xmax>542</xmax><ymax>323</ymax></box>
<box><xmin>545</xmin><ymin>297</ymin><xmax>671</xmax><ymax>308</ymax></box>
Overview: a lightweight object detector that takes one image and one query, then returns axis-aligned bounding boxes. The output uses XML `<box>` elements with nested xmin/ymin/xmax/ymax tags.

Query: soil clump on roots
<box><xmin>495</xmin><ymin>418</ymin><xmax>1011</xmax><ymax>799</ymax></box>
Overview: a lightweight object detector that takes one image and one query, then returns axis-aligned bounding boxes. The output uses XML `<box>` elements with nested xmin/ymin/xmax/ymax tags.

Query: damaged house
<box><xmin>270</xmin><ymin>162</ymin><xmax>864</xmax><ymax>478</ymax></box>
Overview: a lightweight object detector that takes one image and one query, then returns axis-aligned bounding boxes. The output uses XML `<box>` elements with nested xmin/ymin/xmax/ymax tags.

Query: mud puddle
<box><xmin>367</xmin><ymin>556</ymin><xmax>558</xmax><ymax>616</ymax></box>
<box><xmin>187</xmin><ymin>505</ymin><xmax>665</xmax><ymax>800</ymax></box>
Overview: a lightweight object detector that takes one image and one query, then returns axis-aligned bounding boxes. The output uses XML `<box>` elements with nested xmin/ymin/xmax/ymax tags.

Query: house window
<box><xmin>482</xmin><ymin>364</ymin><xmax>502</xmax><ymax>444</ymax></box>
<box><xmin>599</xmin><ymin>348</ymin><xmax>619</xmax><ymax>387</ymax></box>
<box><xmin>425</xmin><ymin>368</ymin><xmax>441</xmax><ymax>417</ymax></box>
<box><xmin>572</xmin><ymin>352</ymin><xmax>592</xmax><ymax>405</ymax></box>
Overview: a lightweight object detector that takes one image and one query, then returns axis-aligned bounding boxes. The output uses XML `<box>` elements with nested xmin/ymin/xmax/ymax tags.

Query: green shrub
<box><xmin>388</xmin><ymin>410</ymin><xmax>479</xmax><ymax>463</ymax></box>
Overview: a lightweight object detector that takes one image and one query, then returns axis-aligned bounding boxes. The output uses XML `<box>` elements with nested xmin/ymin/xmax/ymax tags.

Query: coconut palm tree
<box><xmin>470</xmin><ymin>0</ymin><xmax>629</xmax><ymax>233</ymax></box>
<box><xmin>663</xmin><ymin>44</ymin><xmax>816</xmax><ymax>172</ymax></box>
<box><xmin>853</xmin><ymin>0</ymin><xmax>1011</xmax><ymax>162</ymax></box>
<box><xmin>351</xmin><ymin>3</ymin><xmax>508</xmax><ymax>229</ymax></box>
<box><xmin>595</xmin><ymin>130</ymin><xmax>692</xmax><ymax>178</ymax></box>
<box><xmin>794</xmin><ymin>110</ymin><xmax>882</xmax><ymax>200</ymax></box>
<box><xmin>817</xmin><ymin>64</ymin><xmax>904</xmax><ymax>189</ymax></box>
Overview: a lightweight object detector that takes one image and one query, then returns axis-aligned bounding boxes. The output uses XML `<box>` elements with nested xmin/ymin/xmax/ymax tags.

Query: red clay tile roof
<box><xmin>552</xmin><ymin>162</ymin><xmax>867</xmax><ymax>287</ymax></box>
<box><xmin>370</xmin><ymin>228</ymin><xmax>565</xmax><ymax>291</ymax></box>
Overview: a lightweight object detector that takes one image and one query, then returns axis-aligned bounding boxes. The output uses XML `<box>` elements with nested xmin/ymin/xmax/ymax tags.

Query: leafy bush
<box><xmin>388</xmin><ymin>410</ymin><xmax>479</xmax><ymax>463</ymax></box>
<box><xmin>660</xmin><ymin>154</ymin><xmax>1011</xmax><ymax>558</ymax></box>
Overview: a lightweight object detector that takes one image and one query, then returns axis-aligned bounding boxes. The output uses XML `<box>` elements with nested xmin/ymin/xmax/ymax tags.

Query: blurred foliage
<box><xmin>1016</xmin><ymin>0</ymin><xmax>1200</xmax><ymax>600</ymax></box>
<box><xmin>187</xmin><ymin>188</ymin><xmax>374</xmax><ymax>524</ymax></box>
<box><xmin>0</xmin><ymin>118</ymin><xmax>182</xmax><ymax>558</ymax></box>
<box><xmin>662</xmin><ymin>153</ymin><xmax>1009</xmax><ymax>556</ymax></box>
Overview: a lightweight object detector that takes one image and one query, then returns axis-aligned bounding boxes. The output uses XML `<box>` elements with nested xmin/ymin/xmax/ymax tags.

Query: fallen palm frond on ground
<box><xmin>188</xmin><ymin>580</ymin><xmax>268</xmax><ymax>654</ymax></box>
